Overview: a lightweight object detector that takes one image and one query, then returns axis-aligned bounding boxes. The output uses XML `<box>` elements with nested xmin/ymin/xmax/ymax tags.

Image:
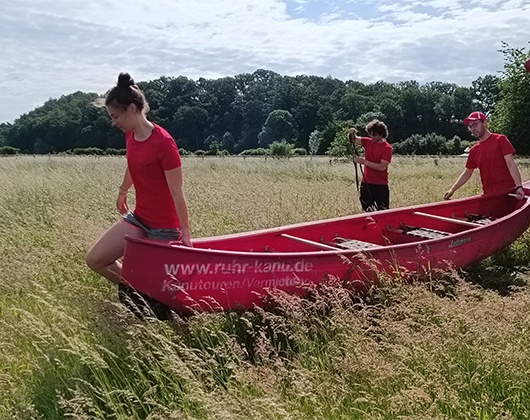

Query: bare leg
<box><xmin>86</xmin><ymin>220</ymin><xmax>145</xmax><ymax>284</ymax></box>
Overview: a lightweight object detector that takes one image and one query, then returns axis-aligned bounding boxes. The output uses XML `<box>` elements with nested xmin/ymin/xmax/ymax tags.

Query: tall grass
<box><xmin>2</xmin><ymin>155</ymin><xmax>530</xmax><ymax>419</ymax></box>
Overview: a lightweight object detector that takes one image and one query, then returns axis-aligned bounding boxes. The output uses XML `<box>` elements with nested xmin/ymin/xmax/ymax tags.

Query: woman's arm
<box><xmin>165</xmin><ymin>166</ymin><xmax>192</xmax><ymax>246</ymax></box>
<box><xmin>116</xmin><ymin>167</ymin><xmax>133</xmax><ymax>215</ymax></box>
<box><xmin>119</xmin><ymin>167</ymin><xmax>133</xmax><ymax>193</ymax></box>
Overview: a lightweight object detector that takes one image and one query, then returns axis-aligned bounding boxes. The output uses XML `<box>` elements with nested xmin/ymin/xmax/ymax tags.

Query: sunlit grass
<box><xmin>2</xmin><ymin>155</ymin><xmax>530</xmax><ymax>419</ymax></box>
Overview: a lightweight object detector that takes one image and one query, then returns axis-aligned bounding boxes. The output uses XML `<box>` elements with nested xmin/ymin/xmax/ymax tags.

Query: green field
<box><xmin>2</xmin><ymin>155</ymin><xmax>530</xmax><ymax>419</ymax></box>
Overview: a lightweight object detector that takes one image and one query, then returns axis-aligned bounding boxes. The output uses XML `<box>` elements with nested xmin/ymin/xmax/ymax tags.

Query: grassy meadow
<box><xmin>2</xmin><ymin>155</ymin><xmax>530</xmax><ymax>419</ymax></box>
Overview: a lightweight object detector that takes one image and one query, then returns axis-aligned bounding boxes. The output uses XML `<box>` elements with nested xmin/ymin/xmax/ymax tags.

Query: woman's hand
<box><xmin>180</xmin><ymin>228</ymin><xmax>193</xmax><ymax>247</ymax></box>
<box><xmin>116</xmin><ymin>193</ymin><xmax>129</xmax><ymax>215</ymax></box>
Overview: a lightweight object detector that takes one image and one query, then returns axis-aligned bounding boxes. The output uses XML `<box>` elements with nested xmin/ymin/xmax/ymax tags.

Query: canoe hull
<box><xmin>121</xmin><ymin>184</ymin><xmax>530</xmax><ymax>314</ymax></box>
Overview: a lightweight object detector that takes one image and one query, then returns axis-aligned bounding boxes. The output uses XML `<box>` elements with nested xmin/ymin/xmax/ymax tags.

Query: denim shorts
<box><xmin>122</xmin><ymin>212</ymin><xmax>182</xmax><ymax>241</ymax></box>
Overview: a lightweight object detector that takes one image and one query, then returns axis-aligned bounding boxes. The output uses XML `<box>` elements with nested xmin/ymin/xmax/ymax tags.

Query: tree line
<box><xmin>0</xmin><ymin>43</ymin><xmax>528</xmax><ymax>156</ymax></box>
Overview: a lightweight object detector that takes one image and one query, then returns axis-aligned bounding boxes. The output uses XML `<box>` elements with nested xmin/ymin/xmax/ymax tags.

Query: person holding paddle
<box><xmin>86</xmin><ymin>72</ymin><xmax>192</xmax><ymax>287</ymax></box>
<box><xmin>444</xmin><ymin>111</ymin><xmax>524</xmax><ymax>200</ymax></box>
<box><xmin>348</xmin><ymin>119</ymin><xmax>393</xmax><ymax>212</ymax></box>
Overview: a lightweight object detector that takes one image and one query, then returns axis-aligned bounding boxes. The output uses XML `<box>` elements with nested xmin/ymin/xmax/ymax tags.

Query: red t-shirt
<box><xmin>360</xmin><ymin>137</ymin><xmax>393</xmax><ymax>185</ymax></box>
<box><xmin>466</xmin><ymin>133</ymin><xmax>516</xmax><ymax>194</ymax></box>
<box><xmin>126</xmin><ymin>124</ymin><xmax>182</xmax><ymax>228</ymax></box>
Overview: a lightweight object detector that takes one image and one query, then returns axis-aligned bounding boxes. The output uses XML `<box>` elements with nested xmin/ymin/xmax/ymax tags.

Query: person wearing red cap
<box><xmin>444</xmin><ymin>111</ymin><xmax>524</xmax><ymax>200</ymax></box>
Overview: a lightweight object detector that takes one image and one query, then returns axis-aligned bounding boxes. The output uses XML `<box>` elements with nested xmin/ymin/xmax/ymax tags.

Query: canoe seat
<box><xmin>471</xmin><ymin>218</ymin><xmax>494</xmax><ymax>226</ymax></box>
<box><xmin>387</xmin><ymin>222</ymin><xmax>450</xmax><ymax>240</ymax></box>
<box><xmin>465</xmin><ymin>212</ymin><xmax>496</xmax><ymax>225</ymax></box>
<box><xmin>403</xmin><ymin>227</ymin><xmax>450</xmax><ymax>240</ymax></box>
<box><xmin>328</xmin><ymin>236</ymin><xmax>379</xmax><ymax>251</ymax></box>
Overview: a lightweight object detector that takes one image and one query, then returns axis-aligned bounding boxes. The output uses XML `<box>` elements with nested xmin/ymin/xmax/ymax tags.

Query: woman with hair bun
<box><xmin>86</xmin><ymin>72</ymin><xmax>192</xmax><ymax>291</ymax></box>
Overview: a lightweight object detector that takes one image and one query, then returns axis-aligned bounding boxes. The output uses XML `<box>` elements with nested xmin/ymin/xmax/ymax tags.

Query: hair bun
<box><xmin>117</xmin><ymin>72</ymin><xmax>135</xmax><ymax>88</ymax></box>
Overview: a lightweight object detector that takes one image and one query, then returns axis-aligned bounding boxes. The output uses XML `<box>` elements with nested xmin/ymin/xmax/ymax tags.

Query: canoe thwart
<box><xmin>279</xmin><ymin>233</ymin><xmax>338</xmax><ymax>251</ymax></box>
<box><xmin>412</xmin><ymin>211</ymin><xmax>479</xmax><ymax>228</ymax></box>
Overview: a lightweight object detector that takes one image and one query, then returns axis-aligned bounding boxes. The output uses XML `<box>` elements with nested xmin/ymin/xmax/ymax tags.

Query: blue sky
<box><xmin>1</xmin><ymin>0</ymin><xmax>529</xmax><ymax>123</ymax></box>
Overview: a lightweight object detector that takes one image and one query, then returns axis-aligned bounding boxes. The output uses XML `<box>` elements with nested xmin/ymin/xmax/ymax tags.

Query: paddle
<box><xmin>347</xmin><ymin>129</ymin><xmax>363</xmax><ymax>193</ymax></box>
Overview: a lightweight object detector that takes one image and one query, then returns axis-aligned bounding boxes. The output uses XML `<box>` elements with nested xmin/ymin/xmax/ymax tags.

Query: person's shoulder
<box><xmin>489</xmin><ymin>133</ymin><xmax>514</xmax><ymax>148</ymax></box>
<box><xmin>485</xmin><ymin>132</ymin><xmax>509</xmax><ymax>141</ymax></box>
<box><xmin>151</xmin><ymin>124</ymin><xmax>177</xmax><ymax>146</ymax></box>
<box><xmin>152</xmin><ymin>123</ymin><xmax>173</xmax><ymax>139</ymax></box>
<box><xmin>467</xmin><ymin>142</ymin><xmax>480</xmax><ymax>155</ymax></box>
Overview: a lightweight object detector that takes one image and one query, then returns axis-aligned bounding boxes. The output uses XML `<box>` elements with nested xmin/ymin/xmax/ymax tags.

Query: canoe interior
<box><xmin>187</xmin><ymin>192</ymin><xmax>525</xmax><ymax>254</ymax></box>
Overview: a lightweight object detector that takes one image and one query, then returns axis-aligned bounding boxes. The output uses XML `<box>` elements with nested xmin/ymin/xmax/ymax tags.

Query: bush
<box><xmin>0</xmin><ymin>146</ymin><xmax>20</xmax><ymax>155</ymax></box>
<box><xmin>269</xmin><ymin>141</ymin><xmax>294</xmax><ymax>158</ymax></box>
<box><xmin>239</xmin><ymin>148</ymin><xmax>270</xmax><ymax>156</ymax></box>
<box><xmin>392</xmin><ymin>133</ymin><xmax>457</xmax><ymax>155</ymax></box>
<box><xmin>106</xmin><ymin>148</ymin><xmax>126</xmax><ymax>155</ymax></box>
<box><xmin>69</xmin><ymin>147</ymin><xmax>106</xmax><ymax>155</ymax></box>
<box><xmin>293</xmin><ymin>147</ymin><xmax>308</xmax><ymax>156</ymax></box>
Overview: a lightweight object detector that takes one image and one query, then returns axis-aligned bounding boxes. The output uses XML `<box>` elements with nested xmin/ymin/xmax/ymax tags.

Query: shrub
<box><xmin>0</xmin><ymin>146</ymin><xmax>20</xmax><ymax>155</ymax></box>
<box><xmin>70</xmin><ymin>147</ymin><xmax>106</xmax><ymax>155</ymax></box>
<box><xmin>106</xmin><ymin>148</ymin><xmax>126</xmax><ymax>155</ymax></box>
<box><xmin>269</xmin><ymin>140</ymin><xmax>294</xmax><ymax>158</ymax></box>
<box><xmin>239</xmin><ymin>148</ymin><xmax>270</xmax><ymax>156</ymax></box>
<box><xmin>392</xmin><ymin>133</ymin><xmax>453</xmax><ymax>155</ymax></box>
<box><xmin>293</xmin><ymin>147</ymin><xmax>308</xmax><ymax>156</ymax></box>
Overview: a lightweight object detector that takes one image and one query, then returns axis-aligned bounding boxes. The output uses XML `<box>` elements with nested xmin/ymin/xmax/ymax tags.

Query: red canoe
<box><xmin>121</xmin><ymin>183</ymin><xmax>530</xmax><ymax>314</ymax></box>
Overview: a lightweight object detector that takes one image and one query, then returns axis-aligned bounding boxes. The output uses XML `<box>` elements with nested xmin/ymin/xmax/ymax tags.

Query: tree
<box><xmin>355</xmin><ymin>111</ymin><xmax>386</xmax><ymax>134</ymax></box>
<box><xmin>308</xmin><ymin>130</ymin><xmax>322</xmax><ymax>155</ymax></box>
<box><xmin>0</xmin><ymin>123</ymin><xmax>11</xmax><ymax>146</ymax></box>
<box><xmin>491</xmin><ymin>43</ymin><xmax>530</xmax><ymax>154</ymax></box>
<box><xmin>471</xmin><ymin>75</ymin><xmax>501</xmax><ymax>115</ymax></box>
<box><xmin>6</xmin><ymin>92</ymin><xmax>99</xmax><ymax>153</ymax></box>
<box><xmin>173</xmin><ymin>105</ymin><xmax>209</xmax><ymax>150</ymax></box>
<box><xmin>220</xmin><ymin>132</ymin><xmax>235</xmax><ymax>152</ymax></box>
<box><xmin>1</xmin><ymin>68</ymin><xmax>513</xmax><ymax>156</ymax></box>
<box><xmin>234</xmin><ymin>99</ymin><xmax>267</xmax><ymax>151</ymax></box>
<box><xmin>326</xmin><ymin>120</ymin><xmax>355</xmax><ymax>158</ymax></box>
<box><xmin>257</xmin><ymin>110</ymin><xmax>297</xmax><ymax>148</ymax></box>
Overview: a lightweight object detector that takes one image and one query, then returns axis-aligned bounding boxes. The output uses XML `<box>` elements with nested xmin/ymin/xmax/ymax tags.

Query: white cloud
<box><xmin>1</xmin><ymin>0</ymin><xmax>529</xmax><ymax>122</ymax></box>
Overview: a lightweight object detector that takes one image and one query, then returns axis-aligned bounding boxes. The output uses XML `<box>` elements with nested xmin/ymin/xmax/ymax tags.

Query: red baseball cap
<box><xmin>463</xmin><ymin>111</ymin><xmax>487</xmax><ymax>126</ymax></box>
